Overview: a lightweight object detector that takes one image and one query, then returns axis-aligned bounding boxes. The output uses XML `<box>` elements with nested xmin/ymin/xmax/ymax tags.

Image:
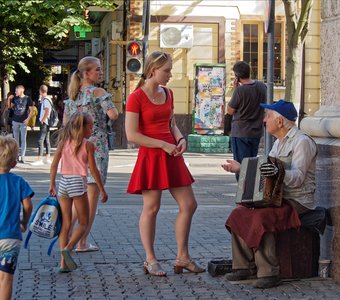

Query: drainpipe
<box><xmin>142</xmin><ymin>0</ymin><xmax>151</xmax><ymax>58</ymax></box>
<box><xmin>299</xmin><ymin>43</ymin><xmax>305</xmax><ymax>127</ymax></box>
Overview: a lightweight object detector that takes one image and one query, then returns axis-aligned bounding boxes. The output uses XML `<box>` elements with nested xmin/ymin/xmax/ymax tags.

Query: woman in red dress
<box><xmin>125</xmin><ymin>51</ymin><xmax>204</xmax><ymax>276</ymax></box>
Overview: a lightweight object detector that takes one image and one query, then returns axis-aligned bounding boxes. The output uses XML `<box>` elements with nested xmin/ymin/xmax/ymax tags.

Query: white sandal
<box><xmin>143</xmin><ymin>261</ymin><xmax>167</xmax><ymax>276</ymax></box>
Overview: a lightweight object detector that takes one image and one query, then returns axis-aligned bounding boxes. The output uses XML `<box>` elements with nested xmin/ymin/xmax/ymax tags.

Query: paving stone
<box><xmin>10</xmin><ymin>149</ymin><xmax>340</xmax><ymax>300</ymax></box>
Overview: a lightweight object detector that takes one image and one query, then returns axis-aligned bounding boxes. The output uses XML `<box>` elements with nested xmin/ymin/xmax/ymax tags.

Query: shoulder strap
<box><xmin>44</xmin><ymin>97</ymin><xmax>53</xmax><ymax>106</ymax></box>
<box><xmin>164</xmin><ymin>87</ymin><xmax>172</xmax><ymax>102</ymax></box>
<box><xmin>48</xmin><ymin>237</ymin><xmax>59</xmax><ymax>256</ymax></box>
<box><xmin>24</xmin><ymin>230</ymin><xmax>32</xmax><ymax>249</ymax></box>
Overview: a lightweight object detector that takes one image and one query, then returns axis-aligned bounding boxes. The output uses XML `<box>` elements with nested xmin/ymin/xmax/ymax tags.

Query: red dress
<box><xmin>126</xmin><ymin>87</ymin><xmax>194</xmax><ymax>194</ymax></box>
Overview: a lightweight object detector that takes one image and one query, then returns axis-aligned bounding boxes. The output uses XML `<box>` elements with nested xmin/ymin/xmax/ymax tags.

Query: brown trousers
<box><xmin>231</xmin><ymin>232</ymin><xmax>280</xmax><ymax>278</ymax></box>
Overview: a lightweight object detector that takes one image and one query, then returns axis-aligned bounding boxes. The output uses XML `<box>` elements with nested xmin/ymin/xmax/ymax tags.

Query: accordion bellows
<box><xmin>236</xmin><ymin>156</ymin><xmax>285</xmax><ymax>207</ymax></box>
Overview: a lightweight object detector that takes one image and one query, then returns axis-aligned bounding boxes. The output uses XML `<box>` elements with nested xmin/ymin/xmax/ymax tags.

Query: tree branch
<box><xmin>283</xmin><ymin>0</ymin><xmax>298</xmax><ymax>29</ymax></box>
<box><xmin>283</xmin><ymin>0</ymin><xmax>298</xmax><ymax>47</ymax></box>
<box><xmin>297</xmin><ymin>0</ymin><xmax>313</xmax><ymax>43</ymax></box>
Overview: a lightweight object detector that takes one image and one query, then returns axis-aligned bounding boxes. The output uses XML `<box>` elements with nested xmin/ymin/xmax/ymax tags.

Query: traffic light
<box><xmin>126</xmin><ymin>40</ymin><xmax>143</xmax><ymax>74</ymax></box>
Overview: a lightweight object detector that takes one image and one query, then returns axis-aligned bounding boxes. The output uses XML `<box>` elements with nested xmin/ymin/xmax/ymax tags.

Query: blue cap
<box><xmin>260</xmin><ymin>100</ymin><xmax>297</xmax><ymax>121</ymax></box>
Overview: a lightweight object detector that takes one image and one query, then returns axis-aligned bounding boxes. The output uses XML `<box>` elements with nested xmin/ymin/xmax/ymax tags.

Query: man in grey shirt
<box><xmin>223</xmin><ymin>100</ymin><xmax>324</xmax><ymax>288</ymax></box>
<box><xmin>227</xmin><ymin>61</ymin><xmax>267</xmax><ymax>179</ymax></box>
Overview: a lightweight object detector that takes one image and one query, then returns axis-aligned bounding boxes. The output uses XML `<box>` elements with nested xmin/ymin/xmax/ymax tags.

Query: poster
<box><xmin>193</xmin><ymin>64</ymin><xmax>226</xmax><ymax>135</ymax></box>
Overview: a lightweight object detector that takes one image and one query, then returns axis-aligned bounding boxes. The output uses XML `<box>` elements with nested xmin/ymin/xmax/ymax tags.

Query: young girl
<box><xmin>125</xmin><ymin>51</ymin><xmax>204</xmax><ymax>276</ymax></box>
<box><xmin>49</xmin><ymin>111</ymin><xmax>108</xmax><ymax>272</ymax></box>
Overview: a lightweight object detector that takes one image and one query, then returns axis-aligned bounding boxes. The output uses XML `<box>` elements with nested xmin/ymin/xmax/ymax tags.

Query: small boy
<box><xmin>0</xmin><ymin>136</ymin><xmax>34</xmax><ymax>300</ymax></box>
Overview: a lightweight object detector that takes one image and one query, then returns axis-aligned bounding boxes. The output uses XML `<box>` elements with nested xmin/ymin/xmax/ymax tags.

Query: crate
<box><xmin>187</xmin><ymin>134</ymin><xmax>230</xmax><ymax>153</ymax></box>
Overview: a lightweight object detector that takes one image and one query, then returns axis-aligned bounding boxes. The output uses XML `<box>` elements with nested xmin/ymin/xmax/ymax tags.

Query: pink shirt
<box><xmin>61</xmin><ymin>139</ymin><xmax>88</xmax><ymax>177</ymax></box>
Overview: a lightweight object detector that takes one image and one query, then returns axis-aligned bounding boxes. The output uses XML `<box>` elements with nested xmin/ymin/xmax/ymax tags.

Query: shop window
<box><xmin>242</xmin><ymin>21</ymin><xmax>284</xmax><ymax>86</ymax></box>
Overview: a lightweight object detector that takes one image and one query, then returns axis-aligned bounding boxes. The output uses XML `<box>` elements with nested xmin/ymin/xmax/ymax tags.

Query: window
<box><xmin>241</xmin><ymin>21</ymin><xmax>284</xmax><ymax>86</ymax></box>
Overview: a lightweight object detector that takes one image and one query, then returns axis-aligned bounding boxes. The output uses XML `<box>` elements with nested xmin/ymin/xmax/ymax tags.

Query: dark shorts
<box><xmin>0</xmin><ymin>239</ymin><xmax>21</xmax><ymax>275</ymax></box>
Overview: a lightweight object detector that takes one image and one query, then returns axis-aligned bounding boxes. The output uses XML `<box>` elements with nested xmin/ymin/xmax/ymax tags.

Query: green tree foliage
<box><xmin>0</xmin><ymin>0</ymin><xmax>117</xmax><ymax>83</ymax></box>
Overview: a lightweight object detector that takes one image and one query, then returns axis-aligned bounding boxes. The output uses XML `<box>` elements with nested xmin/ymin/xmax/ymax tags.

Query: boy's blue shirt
<box><xmin>0</xmin><ymin>172</ymin><xmax>34</xmax><ymax>240</ymax></box>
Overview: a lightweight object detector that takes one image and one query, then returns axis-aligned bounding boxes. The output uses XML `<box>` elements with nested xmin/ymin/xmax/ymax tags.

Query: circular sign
<box><xmin>127</xmin><ymin>58</ymin><xmax>142</xmax><ymax>73</ymax></box>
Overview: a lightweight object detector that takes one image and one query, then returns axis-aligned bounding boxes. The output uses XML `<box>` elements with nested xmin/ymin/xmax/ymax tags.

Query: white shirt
<box><xmin>39</xmin><ymin>97</ymin><xmax>52</xmax><ymax>125</ymax></box>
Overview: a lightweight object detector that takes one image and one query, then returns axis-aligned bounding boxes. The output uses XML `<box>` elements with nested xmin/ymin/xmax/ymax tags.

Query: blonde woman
<box><xmin>125</xmin><ymin>51</ymin><xmax>204</xmax><ymax>276</ymax></box>
<box><xmin>64</xmin><ymin>56</ymin><xmax>118</xmax><ymax>252</ymax></box>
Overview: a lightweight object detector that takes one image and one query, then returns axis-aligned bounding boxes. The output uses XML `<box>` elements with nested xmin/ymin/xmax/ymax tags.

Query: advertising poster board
<box><xmin>193</xmin><ymin>64</ymin><xmax>226</xmax><ymax>135</ymax></box>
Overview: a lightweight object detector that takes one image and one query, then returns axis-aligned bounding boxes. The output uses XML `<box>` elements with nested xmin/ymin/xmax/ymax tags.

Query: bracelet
<box><xmin>177</xmin><ymin>137</ymin><xmax>185</xmax><ymax>144</ymax></box>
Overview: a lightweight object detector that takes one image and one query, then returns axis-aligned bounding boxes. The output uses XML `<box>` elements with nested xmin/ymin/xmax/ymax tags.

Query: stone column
<box><xmin>300</xmin><ymin>0</ymin><xmax>340</xmax><ymax>283</ymax></box>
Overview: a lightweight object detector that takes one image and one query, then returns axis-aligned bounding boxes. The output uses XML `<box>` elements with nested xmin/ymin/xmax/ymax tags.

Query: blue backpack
<box><xmin>24</xmin><ymin>196</ymin><xmax>62</xmax><ymax>256</ymax></box>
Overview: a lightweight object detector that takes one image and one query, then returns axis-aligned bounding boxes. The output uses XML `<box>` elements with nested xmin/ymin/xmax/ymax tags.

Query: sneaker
<box><xmin>252</xmin><ymin>276</ymin><xmax>281</xmax><ymax>289</ymax></box>
<box><xmin>19</xmin><ymin>157</ymin><xmax>26</xmax><ymax>164</ymax></box>
<box><xmin>44</xmin><ymin>159</ymin><xmax>52</xmax><ymax>165</ymax></box>
<box><xmin>225</xmin><ymin>269</ymin><xmax>257</xmax><ymax>281</ymax></box>
<box><xmin>30</xmin><ymin>160</ymin><xmax>44</xmax><ymax>166</ymax></box>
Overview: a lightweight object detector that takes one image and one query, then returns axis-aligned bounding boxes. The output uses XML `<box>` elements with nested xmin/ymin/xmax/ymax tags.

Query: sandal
<box><xmin>61</xmin><ymin>248</ymin><xmax>77</xmax><ymax>271</ymax></box>
<box><xmin>58</xmin><ymin>267</ymin><xmax>71</xmax><ymax>273</ymax></box>
<box><xmin>143</xmin><ymin>261</ymin><xmax>167</xmax><ymax>277</ymax></box>
<box><xmin>174</xmin><ymin>258</ymin><xmax>205</xmax><ymax>274</ymax></box>
<box><xmin>75</xmin><ymin>244</ymin><xmax>99</xmax><ymax>252</ymax></box>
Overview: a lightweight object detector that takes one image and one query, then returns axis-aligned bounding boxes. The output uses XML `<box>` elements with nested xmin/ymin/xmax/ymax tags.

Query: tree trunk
<box><xmin>285</xmin><ymin>44</ymin><xmax>303</xmax><ymax>104</ymax></box>
<box><xmin>1</xmin><ymin>76</ymin><xmax>10</xmax><ymax>128</ymax></box>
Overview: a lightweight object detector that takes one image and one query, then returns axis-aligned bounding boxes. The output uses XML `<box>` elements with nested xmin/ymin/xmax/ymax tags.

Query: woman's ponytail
<box><xmin>68</xmin><ymin>70</ymin><xmax>81</xmax><ymax>100</ymax></box>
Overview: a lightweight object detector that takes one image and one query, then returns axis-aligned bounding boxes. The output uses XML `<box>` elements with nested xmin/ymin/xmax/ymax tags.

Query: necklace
<box><xmin>144</xmin><ymin>87</ymin><xmax>162</xmax><ymax>104</ymax></box>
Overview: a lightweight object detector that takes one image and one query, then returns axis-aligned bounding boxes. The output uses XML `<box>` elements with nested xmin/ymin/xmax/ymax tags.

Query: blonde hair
<box><xmin>0</xmin><ymin>136</ymin><xmax>19</xmax><ymax>169</ymax></box>
<box><xmin>56</xmin><ymin>111</ymin><xmax>93</xmax><ymax>155</ymax></box>
<box><xmin>68</xmin><ymin>56</ymin><xmax>100</xmax><ymax>100</ymax></box>
<box><xmin>40</xmin><ymin>84</ymin><xmax>48</xmax><ymax>93</ymax></box>
<box><xmin>135</xmin><ymin>51</ymin><xmax>171</xmax><ymax>90</ymax></box>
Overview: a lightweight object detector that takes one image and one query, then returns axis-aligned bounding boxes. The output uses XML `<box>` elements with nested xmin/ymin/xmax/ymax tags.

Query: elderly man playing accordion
<box><xmin>223</xmin><ymin>100</ymin><xmax>325</xmax><ymax>288</ymax></box>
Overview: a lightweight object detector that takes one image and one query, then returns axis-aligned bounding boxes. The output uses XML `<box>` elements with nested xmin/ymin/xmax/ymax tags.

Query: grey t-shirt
<box><xmin>228</xmin><ymin>80</ymin><xmax>267</xmax><ymax>138</ymax></box>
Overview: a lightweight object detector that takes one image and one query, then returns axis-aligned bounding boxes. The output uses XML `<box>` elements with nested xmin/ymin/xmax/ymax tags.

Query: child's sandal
<box><xmin>173</xmin><ymin>258</ymin><xmax>205</xmax><ymax>274</ymax></box>
<box><xmin>143</xmin><ymin>261</ymin><xmax>167</xmax><ymax>276</ymax></box>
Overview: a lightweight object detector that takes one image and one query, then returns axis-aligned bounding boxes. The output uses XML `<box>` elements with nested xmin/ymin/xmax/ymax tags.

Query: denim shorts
<box><xmin>0</xmin><ymin>239</ymin><xmax>21</xmax><ymax>274</ymax></box>
<box><xmin>58</xmin><ymin>175</ymin><xmax>87</xmax><ymax>198</ymax></box>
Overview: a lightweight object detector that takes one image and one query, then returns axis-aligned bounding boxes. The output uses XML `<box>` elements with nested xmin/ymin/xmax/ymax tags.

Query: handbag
<box><xmin>107</xmin><ymin>118</ymin><xmax>115</xmax><ymax>151</ymax></box>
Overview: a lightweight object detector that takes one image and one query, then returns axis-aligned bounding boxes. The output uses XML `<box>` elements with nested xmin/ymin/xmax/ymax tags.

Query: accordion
<box><xmin>235</xmin><ymin>156</ymin><xmax>285</xmax><ymax>208</ymax></box>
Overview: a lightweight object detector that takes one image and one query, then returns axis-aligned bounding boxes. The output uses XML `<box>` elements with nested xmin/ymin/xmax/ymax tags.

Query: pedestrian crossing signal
<box><xmin>126</xmin><ymin>40</ymin><xmax>143</xmax><ymax>74</ymax></box>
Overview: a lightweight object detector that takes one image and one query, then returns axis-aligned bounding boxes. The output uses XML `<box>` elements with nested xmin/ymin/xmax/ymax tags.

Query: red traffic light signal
<box><xmin>127</xmin><ymin>41</ymin><xmax>142</xmax><ymax>56</ymax></box>
<box><xmin>126</xmin><ymin>40</ymin><xmax>143</xmax><ymax>74</ymax></box>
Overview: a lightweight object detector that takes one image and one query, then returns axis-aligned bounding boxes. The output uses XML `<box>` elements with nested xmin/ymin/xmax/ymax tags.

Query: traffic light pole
<box><xmin>264</xmin><ymin>0</ymin><xmax>275</xmax><ymax>155</ymax></box>
<box><xmin>142</xmin><ymin>0</ymin><xmax>151</xmax><ymax>62</ymax></box>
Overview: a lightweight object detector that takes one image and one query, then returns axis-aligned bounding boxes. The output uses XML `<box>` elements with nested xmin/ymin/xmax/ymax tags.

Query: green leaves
<box><xmin>0</xmin><ymin>0</ymin><xmax>117</xmax><ymax>82</ymax></box>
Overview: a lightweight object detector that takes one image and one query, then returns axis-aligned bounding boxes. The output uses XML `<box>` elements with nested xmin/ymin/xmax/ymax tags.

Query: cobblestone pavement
<box><xmin>11</xmin><ymin>148</ymin><xmax>340</xmax><ymax>299</ymax></box>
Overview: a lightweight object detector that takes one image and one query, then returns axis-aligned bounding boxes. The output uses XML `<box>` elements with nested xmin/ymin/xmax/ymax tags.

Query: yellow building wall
<box><xmin>126</xmin><ymin>0</ymin><xmax>321</xmax><ymax>115</ymax></box>
<box><xmin>304</xmin><ymin>0</ymin><xmax>321</xmax><ymax>115</ymax></box>
<box><xmin>128</xmin><ymin>21</ymin><xmax>219</xmax><ymax>114</ymax></box>
<box><xmin>101</xmin><ymin>13</ymin><xmax>124</xmax><ymax>112</ymax></box>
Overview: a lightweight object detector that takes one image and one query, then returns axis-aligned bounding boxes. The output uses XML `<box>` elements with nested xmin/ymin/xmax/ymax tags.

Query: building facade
<box><xmin>70</xmin><ymin>1</ymin><xmax>322</xmax><ymax>147</ymax></box>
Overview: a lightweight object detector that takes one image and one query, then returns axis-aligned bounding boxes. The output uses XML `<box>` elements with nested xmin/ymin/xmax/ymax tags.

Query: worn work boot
<box><xmin>225</xmin><ymin>269</ymin><xmax>257</xmax><ymax>281</ymax></box>
<box><xmin>252</xmin><ymin>276</ymin><xmax>281</xmax><ymax>288</ymax></box>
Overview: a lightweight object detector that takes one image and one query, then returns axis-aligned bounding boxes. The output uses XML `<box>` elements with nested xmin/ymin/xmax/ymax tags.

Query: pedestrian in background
<box><xmin>64</xmin><ymin>56</ymin><xmax>118</xmax><ymax>252</ymax></box>
<box><xmin>0</xmin><ymin>136</ymin><xmax>33</xmax><ymax>299</ymax></box>
<box><xmin>26</xmin><ymin>101</ymin><xmax>38</xmax><ymax>130</ymax></box>
<box><xmin>125</xmin><ymin>51</ymin><xmax>204</xmax><ymax>276</ymax></box>
<box><xmin>227</xmin><ymin>61</ymin><xmax>267</xmax><ymax>180</ymax></box>
<box><xmin>49</xmin><ymin>111</ymin><xmax>108</xmax><ymax>272</ymax></box>
<box><xmin>8</xmin><ymin>85</ymin><xmax>34</xmax><ymax>163</ymax></box>
<box><xmin>31</xmin><ymin>85</ymin><xmax>52</xmax><ymax>166</ymax></box>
